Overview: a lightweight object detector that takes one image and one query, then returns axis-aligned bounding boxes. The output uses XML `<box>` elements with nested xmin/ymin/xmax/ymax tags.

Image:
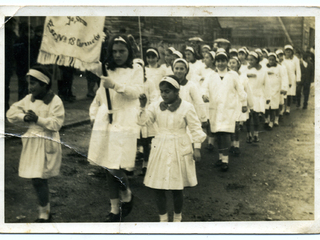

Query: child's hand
<box><xmin>242</xmin><ymin>106</ymin><xmax>248</xmax><ymax>113</ymax></box>
<box><xmin>90</xmin><ymin>119</ymin><xmax>95</xmax><ymax>128</ymax></box>
<box><xmin>101</xmin><ymin>76</ymin><xmax>115</xmax><ymax>89</ymax></box>
<box><xmin>280</xmin><ymin>90</ymin><xmax>287</xmax><ymax>95</ymax></box>
<box><xmin>266</xmin><ymin>100</ymin><xmax>270</xmax><ymax>104</ymax></box>
<box><xmin>289</xmin><ymin>84</ymin><xmax>292</xmax><ymax>88</ymax></box>
<box><xmin>193</xmin><ymin>148</ymin><xmax>201</xmax><ymax>162</ymax></box>
<box><xmin>25</xmin><ymin>110</ymin><xmax>38</xmax><ymax>123</ymax></box>
<box><xmin>202</xmin><ymin>95</ymin><xmax>209</xmax><ymax>103</ymax></box>
<box><xmin>139</xmin><ymin>94</ymin><xmax>147</xmax><ymax>108</ymax></box>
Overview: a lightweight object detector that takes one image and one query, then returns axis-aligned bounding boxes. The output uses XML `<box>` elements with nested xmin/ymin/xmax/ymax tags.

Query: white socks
<box><xmin>219</xmin><ymin>153</ymin><xmax>223</xmax><ymax>160</ymax></box>
<box><xmin>142</xmin><ymin>160</ymin><xmax>148</xmax><ymax>168</ymax></box>
<box><xmin>286</xmin><ymin>106</ymin><xmax>290</xmax><ymax>113</ymax></box>
<box><xmin>120</xmin><ymin>188</ymin><xmax>132</xmax><ymax>203</ymax></box>
<box><xmin>110</xmin><ymin>198</ymin><xmax>120</xmax><ymax>214</ymax></box>
<box><xmin>253</xmin><ymin>131</ymin><xmax>259</xmax><ymax>137</ymax></box>
<box><xmin>221</xmin><ymin>155</ymin><xmax>229</xmax><ymax>163</ymax></box>
<box><xmin>275</xmin><ymin>116</ymin><xmax>279</xmax><ymax>125</ymax></box>
<box><xmin>38</xmin><ymin>203</ymin><xmax>50</xmax><ymax>220</ymax></box>
<box><xmin>208</xmin><ymin>137</ymin><xmax>214</xmax><ymax>145</ymax></box>
<box><xmin>173</xmin><ymin>212</ymin><xmax>182</xmax><ymax>222</ymax></box>
<box><xmin>159</xmin><ymin>213</ymin><xmax>168</xmax><ymax>222</ymax></box>
<box><xmin>233</xmin><ymin>141</ymin><xmax>239</xmax><ymax>148</ymax></box>
<box><xmin>159</xmin><ymin>213</ymin><xmax>182</xmax><ymax>222</ymax></box>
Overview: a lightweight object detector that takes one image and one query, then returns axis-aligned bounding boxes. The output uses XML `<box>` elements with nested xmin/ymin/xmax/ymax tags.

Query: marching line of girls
<box><xmin>7</xmin><ymin>37</ymin><xmax>313</xmax><ymax>223</ymax></box>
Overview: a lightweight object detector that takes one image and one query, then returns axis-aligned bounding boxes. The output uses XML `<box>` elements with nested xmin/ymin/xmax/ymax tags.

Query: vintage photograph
<box><xmin>1</xmin><ymin>6</ymin><xmax>317</xmax><ymax>234</ymax></box>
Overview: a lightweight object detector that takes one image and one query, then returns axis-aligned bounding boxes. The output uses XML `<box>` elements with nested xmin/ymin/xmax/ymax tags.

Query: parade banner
<box><xmin>37</xmin><ymin>16</ymin><xmax>105</xmax><ymax>71</ymax></box>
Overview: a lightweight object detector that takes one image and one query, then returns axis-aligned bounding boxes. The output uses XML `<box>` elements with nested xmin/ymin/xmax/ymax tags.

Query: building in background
<box><xmin>9</xmin><ymin>16</ymin><xmax>315</xmax><ymax>54</ymax></box>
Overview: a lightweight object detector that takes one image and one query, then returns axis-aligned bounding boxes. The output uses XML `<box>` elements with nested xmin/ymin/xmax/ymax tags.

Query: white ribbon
<box><xmin>160</xmin><ymin>76</ymin><xmax>180</xmax><ymax>89</ymax></box>
<box><xmin>27</xmin><ymin>69</ymin><xmax>50</xmax><ymax>84</ymax></box>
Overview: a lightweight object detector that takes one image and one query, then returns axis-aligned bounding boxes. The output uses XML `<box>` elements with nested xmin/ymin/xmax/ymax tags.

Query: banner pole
<box><xmin>138</xmin><ymin>16</ymin><xmax>143</xmax><ymax>59</ymax></box>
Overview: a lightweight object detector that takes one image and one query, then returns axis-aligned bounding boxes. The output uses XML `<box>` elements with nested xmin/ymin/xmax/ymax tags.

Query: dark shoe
<box><xmin>253</xmin><ymin>136</ymin><xmax>260</xmax><ymax>143</ymax></box>
<box><xmin>105</xmin><ymin>212</ymin><xmax>121</xmax><ymax>222</ymax></box>
<box><xmin>229</xmin><ymin>146</ymin><xmax>235</xmax><ymax>154</ymax></box>
<box><xmin>123</xmin><ymin>170</ymin><xmax>134</xmax><ymax>177</ymax></box>
<box><xmin>35</xmin><ymin>214</ymin><xmax>52</xmax><ymax>223</ymax></box>
<box><xmin>233</xmin><ymin>147</ymin><xmax>241</xmax><ymax>156</ymax></box>
<box><xmin>303</xmin><ymin>105</ymin><xmax>307</xmax><ymax>110</ymax></box>
<box><xmin>296</xmin><ymin>104</ymin><xmax>301</xmax><ymax>108</ymax></box>
<box><xmin>221</xmin><ymin>163</ymin><xmax>229</xmax><ymax>172</ymax></box>
<box><xmin>264</xmin><ymin>122</ymin><xmax>269</xmax><ymax>129</ymax></box>
<box><xmin>206</xmin><ymin>144</ymin><xmax>214</xmax><ymax>151</ymax></box>
<box><xmin>246</xmin><ymin>135</ymin><xmax>252</xmax><ymax>143</ymax></box>
<box><xmin>214</xmin><ymin>159</ymin><xmax>223</xmax><ymax>167</ymax></box>
<box><xmin>121</xmin><ymin>195</ymin><xmax>134</xmax><ymax>218</ymax></box>
<box><xmin>87</xmin><ymin>94</ymin><xmax>95</xmax><ymax>99</ymax></box>
<box><xmin>138</xmin><ymin>167</ymin><xmax>147</xmax><ymax>176</ymax></box>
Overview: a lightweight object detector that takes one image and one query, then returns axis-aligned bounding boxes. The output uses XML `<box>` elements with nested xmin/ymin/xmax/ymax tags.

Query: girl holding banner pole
<box><xmin>88</xmin><ymin>34</ymin><xmax>144</xmax><ymax>222</ymax></box>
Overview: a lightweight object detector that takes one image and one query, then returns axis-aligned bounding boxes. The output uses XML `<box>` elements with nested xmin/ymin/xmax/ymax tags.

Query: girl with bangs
<box><xmin>145</xmin><ymin>47</ymin><xmax>166</xmax><ymax>95</ymax></box>
<box><xmin>202</xmin><ymin>51</ymin><xmax>247</xmax><ymax>171</ymax></box>
<box><xmin>184</xmin><ymin>46</ymin><xmax>204</xmax><ymax>88</ymax></box>
<box><xmin>160</xmin><ymin>46</ymin><xmax>176</xmax><ymax>75</ymax></box>
<box><xmin>88</xmin><ymin>34</ymin><xmax>144</xmax><ymax>222</ymax></box>
<box><xmin>243</xmin><ymin>51</ymin><xmax>271</xmax><ymax>143</ymax></box>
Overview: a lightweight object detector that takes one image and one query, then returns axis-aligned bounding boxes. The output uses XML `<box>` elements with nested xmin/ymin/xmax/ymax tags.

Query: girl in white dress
<box><xmin>275</xmin><ymin>49</ymin><xmax>289</xmax><ymax>119</ymax></box>
<box><xmin>282</xmin><ymin>45</ymin><xmax>301</xmax><ymax>114</ymax></box>
<box><xmin>145</xmin><ymin>47</ymin><xmax>165</xmax><ymax>95</ymax></box>
<box><xmin>243</xmin><ymin>51</ymin><xmax>271</xmax><ymax>143</ymax></box>
<box><xmin>238</xmin><ymin>47</ymin><xmax>249</xmax><ymax>73</ymax></box>
<box><xmin>134</xmin><ymin>58</ymin><xmax>158</xmax><ymax>176</ymax></box>
<box><xmin>264</xmin><ymin>53</ymin><xmax>288</xmax><ymax>129</ymax></box>
<box><xmin>160</xmin><ymin>47</ymin><xmax>175</xmax><ymax>75</ymax></box>
<box><xmin>199</xmin><ymin>51</ymin><xmax>216</xmax><ymax>150</ymax></box>
<box><xmin>138</xmin><ymin>76</ymin><xmax>206</xmax><ymax>222</ymax></box>
<box><xmin>6</xmin><ymin>65</ymin><xmax>65</xmax><ymax>222</ymax></box>
<box><xmin>184</xmin><ymin>46</ymin><xmax>203</xmax><ymax>88</ymax></box>
<box><xmin>88</xmin><ymin>35</ymin><xmax>144</xmax><ymax>222</ymax></box>
<box><xmin>172</xmin><ymin>58</ymin><xmax>207</xmax><ymax>124</ymax></box>
<box><xmin>228</xmin><ymin>57</ymin><xmax>253</xmax><ymax>156</ymax></box>
<box><xmin>202</xmin><ymin>51</ymin><xmax>247</xmax><ymax>171</ymax></box>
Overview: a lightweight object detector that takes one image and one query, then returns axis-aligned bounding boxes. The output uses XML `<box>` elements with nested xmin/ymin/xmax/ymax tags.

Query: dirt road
<box><xmin>4</xmin><ymin>90</ymin><xmax>314</xmax><ymax>223</ymax></box>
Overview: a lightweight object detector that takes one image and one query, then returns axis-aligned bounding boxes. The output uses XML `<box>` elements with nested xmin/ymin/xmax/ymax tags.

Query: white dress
<box><xmin>139</xmin><ymin>100</ymin><xmax>206</xmax><ymax>190</ymax></box>
<box><xmin>265</xmin><ymin>64</ymin><xmax>287</xmax><ymax>109</ymax></box>
<box><xmin>141</xmin><ymin>79</ymin><xmax>159</xmax><ymax>138</ymax></box>
<box><xmin>88</xmin><ymin>63</ymin><xmax>144</xmax><ymax>169</ymax></box>
<box><xmin>282</xmin><ymin>56</ymin><xmax>301</xmax><ymax>96</ymax></box>
<box><xmin>145</xmin><ymin>66</ymin><xmax>166</xmax><ymax>92</ymax></box>
<box><xmin>242</xmin><ymin>66</ymin><xmax>271</xmax><ymax>113</ymax></box>
<box><xmin>179</xmin><ymin>80</ymin><xmax>207</xmax><ymax>123</ymax></box>
<box><xmin>186</xmin><ymin>60</ymin><xmax>203</xmax><ymax>88</ymax></box>
<box><xmin>236</xmin><ymin>73</ymin><xmax>253</xmax><ymax>121</ymax></box>
<box><xmin>279</xmin><ymin>63</ymin><xmax>289</xmax><ymax>103</ymax></box>
<box><xmin>159</xmin><ymin>64</ymin><xmax>173</xmax><ymax>76</ymax></box>
<box><xmin>6</xmin><ymin>94</ymin><xmax>65</xmax><ymax>179</ymax></box>
<box><xmin>202</xmin><ymin>70</ymin><xmax>247</xmax><ymax>133</ymax></box>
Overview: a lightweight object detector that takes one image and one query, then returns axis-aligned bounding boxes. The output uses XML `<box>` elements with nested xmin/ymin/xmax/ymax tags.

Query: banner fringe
<box><xmin>37</xmin><ymin>50</ymin><xmax>100</xmax><ymax>72</ymax></box>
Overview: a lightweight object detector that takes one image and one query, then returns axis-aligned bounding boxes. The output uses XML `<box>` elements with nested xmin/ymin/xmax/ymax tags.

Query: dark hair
<box><xmin>105</xmin><ymin>34</ymin><xmax>133</xmax><ymax>71</ymax></box>
<box><xmin>215</xmin><ymin>54</ymin><xmax>228</xmax><ymax>62</ymax></box>
<box><xmin>159</xmin><ymin>75</ymin><xmax>180</xmax><ymax>92</ymax></box>
<box><xmin>146</xmin><ymin>47</ymin><xmax>159</xmax><ymax>59</ymax></box>
<box><xmin>251</xmin><ymin>52</ymin><xmax>261</xmax><ymax>63</ymax></box>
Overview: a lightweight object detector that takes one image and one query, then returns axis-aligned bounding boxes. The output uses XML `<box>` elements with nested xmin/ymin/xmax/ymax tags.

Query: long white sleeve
<box><xmin>36</xmin><ymin>97</ymin><xmax>65</xmax><ymax>132</ymax></box>
<box><xmin>185</xmin><ymin>104</ymin><xmax>207</xmax><ymax>148</ymax></box>
<box><xmin>189</xmin><ymin>82</ymin><xmax>207</xmax><ymax>122</ymax></box>
<box><xmin>113</xmin><ymin>65</ymin><xmax>144</xmax><ymax>100</ymax></box>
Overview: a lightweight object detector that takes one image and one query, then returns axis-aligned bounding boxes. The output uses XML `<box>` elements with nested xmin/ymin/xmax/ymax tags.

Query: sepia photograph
<box><xmin>0</xmin><ymin>5</ymin><xmax>318</xmax><ymax>234</ymax></box>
